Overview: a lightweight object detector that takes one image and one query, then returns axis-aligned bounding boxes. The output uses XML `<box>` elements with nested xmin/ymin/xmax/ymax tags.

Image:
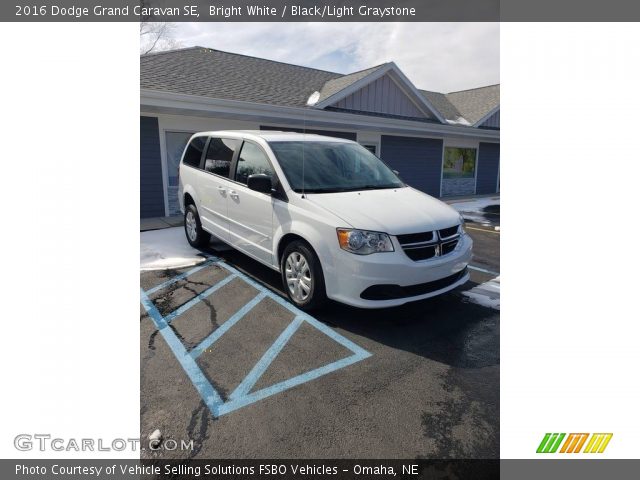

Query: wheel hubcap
<box><xmin>285</xmin><ymin>252</ymin><xmax>312</xmax><ymax>302</ymax></box>
<box><xmin>186</xmin><ymin>211</ymin><xmax>197</xmax><ymax>241</ymax></box>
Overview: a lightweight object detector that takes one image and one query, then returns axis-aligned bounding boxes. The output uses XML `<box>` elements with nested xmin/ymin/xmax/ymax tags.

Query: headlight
<box><xmin>336</xmin><ymin>228</ymin><xmax>394</xmax><ymax>255</ymax></box>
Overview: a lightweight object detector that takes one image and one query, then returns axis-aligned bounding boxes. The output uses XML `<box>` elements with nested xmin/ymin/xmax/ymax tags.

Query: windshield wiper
<box><xmin>293</xmin><ymin>188</ymin><xmax>350</xmax><ymax>194</ymax></box>
<box><xmin>293</xmin><ymin>185</ymin><xmax>402</xmax><ymax>194</ymax></box>
<box><xmin>343</xmin><ymin>184</ymin><xmax>400</xmax><ymax>192</ymax></box>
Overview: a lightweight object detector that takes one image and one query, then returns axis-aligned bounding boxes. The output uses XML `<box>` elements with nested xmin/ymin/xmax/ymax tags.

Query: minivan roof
<box><xmin>193</xmin><ymin>130</ymin><xmax>355</xmax><ymax>143</ymax></box>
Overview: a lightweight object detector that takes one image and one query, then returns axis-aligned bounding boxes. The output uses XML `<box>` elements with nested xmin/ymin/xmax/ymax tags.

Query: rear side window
<box><xmin>204</xmin><ymin>137</ymin><xmax>237</xmax><ymax>177</ymax></box>
<box><xmin>182</xmin><ymin>137</ymin><xmax>206</xmax><ymax>168</ymax></box>
<box><xmin>235</xmin><ymin>142</ymin><xmax>275</xmax><ymax>185</ymax></box>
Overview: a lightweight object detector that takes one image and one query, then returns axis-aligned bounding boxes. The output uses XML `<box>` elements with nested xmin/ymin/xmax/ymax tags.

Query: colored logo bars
<box><xmin>536</xmin><ymin>433</ymin><xmax>613</xmax><ymax>453</ymax></box>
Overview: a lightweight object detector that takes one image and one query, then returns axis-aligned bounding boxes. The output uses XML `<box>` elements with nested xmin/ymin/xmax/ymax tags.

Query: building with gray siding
<box><xmin>140</xmin><ymin>47</ymin><xmax>499</xmax><ymax>218</ymax></box>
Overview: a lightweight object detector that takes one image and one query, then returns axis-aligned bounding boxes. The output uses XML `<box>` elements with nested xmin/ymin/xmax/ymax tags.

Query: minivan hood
<box><xmin>305</xmin><ymin>186</ymin><xmax>461</xmax><ymax>235</ymax></box>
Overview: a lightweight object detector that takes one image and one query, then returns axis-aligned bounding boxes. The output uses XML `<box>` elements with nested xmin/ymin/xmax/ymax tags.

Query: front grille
<box><xmin>404</xmin><ymin>245</ymin><xmax>438</xmax><ymax>261</ymax></box>
<box><xmin>439</xmin><ymin>225</ymin><xmax>459</xmax><ymax>239</ymax></box>
<box><xmin>396</xmin><ymin>224</ymin><xmax>462</xmax><ymax>262</ymax></box>
<box><xmin>396</xmin><ymin>231</ymin><xmax>434</xmax><ymax>244</ymax></box>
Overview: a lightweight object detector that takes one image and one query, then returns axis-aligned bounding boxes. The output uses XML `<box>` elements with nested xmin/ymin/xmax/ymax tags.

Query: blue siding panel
<box><xmin>380</xmin><ymin>135</ymin><xmax>443</xmax><ymax>197</ymax></box>
<box><xmin>334</xmin><ymin>74</ymin><xmax>428</xmax><ymax>119</ymax></box>
<box><xmin>480</xmin><ymin>109</ymin><xmax>500</xmax><ymax>128</ymax></box>
<box><xmin>140</xmin><ymin>116</ymin><xmax>165</xmax><ymax>218</ymax></box>
<box><xmin>476</xmin><ymin>142</ymin><xmax>500</xmax><ymax>194</ymax></box>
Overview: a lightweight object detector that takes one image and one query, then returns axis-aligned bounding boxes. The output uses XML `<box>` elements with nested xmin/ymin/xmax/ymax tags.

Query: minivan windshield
<box><xmin>268</xmin><ymin>141</ymin><xmax>405</xmax><ymax>193</ymax></box>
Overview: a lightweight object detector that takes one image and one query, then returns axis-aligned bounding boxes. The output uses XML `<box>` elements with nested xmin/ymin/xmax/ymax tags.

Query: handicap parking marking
<box><xmin>229</xmin><ymin>316</ymin><xmax>306</xmax><ymax>401</ymax></box>
<box><xmin>189</xmin><ymin>292</ymin><xmax>266</xmax><ymax>360</ymax></box>
<box><xmin>140</xmin><ymin>290</ymin><xmax>225</xmax><ymax>409</ymax></box>
<box><xmin>144</xmin><ymin>258</ymin><xmax>219</xmax><ymax>296</ymax></box>
<box><xmin>140</xmin><ymin>256</ymin><xmax>371</xmax><ymax>418</ymax></box>
<box><xmin>162</xmin><ymin>273</ymin><xmax>236</xmax><ymax>324</ymax></box>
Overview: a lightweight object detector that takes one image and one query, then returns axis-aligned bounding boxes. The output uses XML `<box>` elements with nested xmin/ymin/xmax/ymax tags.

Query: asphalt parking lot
<box><xmin>140</xmin><ymin>219</ymin><xmax>499</xmax><ymax>459</ymax></box>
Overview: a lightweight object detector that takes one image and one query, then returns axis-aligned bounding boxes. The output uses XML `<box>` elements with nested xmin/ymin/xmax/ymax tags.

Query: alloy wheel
<box><xmin>285</xmin><ymin>251</ymin><xmax>312</xmax><ymax>302</ymax></box>
<box><xmin>186</xmin><ymin>211</ymin><xmax>197</xmax><ymax>242</ymax></box>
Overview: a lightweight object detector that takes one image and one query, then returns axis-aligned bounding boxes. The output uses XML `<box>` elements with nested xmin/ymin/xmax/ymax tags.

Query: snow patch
<box><xmin>446</xmin><ymin>116</ymin><xmax>472</xmax><ymax>126</ymax></box>
<box><xmin>462</xmin><ymin>276</ymin><xmax>500</xmax><ymax>310</ymax></box>
<box><xmin>448</xmin><ymin>196</ymin><xmax>500</xmax><ymax>225</ymax></box>
<box><xmin>141</xmin><ymin>227</ymin><xmax>207</xmax><ymax>271</ymax></box>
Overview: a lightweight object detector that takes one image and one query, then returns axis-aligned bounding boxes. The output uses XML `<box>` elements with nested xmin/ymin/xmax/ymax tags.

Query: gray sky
<box><xmin>173</xmin><ymin>23</ymin><xmax>499</xmax><ymax>93</ymax></box>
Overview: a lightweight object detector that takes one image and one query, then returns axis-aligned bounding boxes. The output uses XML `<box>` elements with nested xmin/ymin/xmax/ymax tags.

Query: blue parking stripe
<box><xmin>215</xmin><ymin>260</ymin><xmax>371</xmax><ymax>357</ymax></box>
<box><xmin>143</xmin><ymin>257</ymin><xmax>220</xmax><ymax>296</ymax></box>
<box><xmin>190</xmin><ymin>292</ymin><xmax>266</xmax><ymax>359</ymax></box>
<box><xmin>218</xmin><ymin>353</ymin><xmax>369</xmax><ymax>417</ymax></box>
<box><xmin>229</xmin><ymin>316</ymin><xmax>305</xmax><ymax>401</ymax></box>
<box><xmin>301</xmin><ymin>315</ymin><xmax>372</xmax><ymax>359</ymax></box>
<box><xmin>163</xmin><ymin>273</ymin><xmax>236</xmax><ymax>324</ymax></box>
<box><xmin>141</xmin><ymin>254</ymin><xmax>372</xmax><ymax>418</ymax></box>
<box><xmin>140</xmin><ymin>289</ymin><xmax>224</xmax><ymax>415</ymax></box>
<box><xmin>215</xmin><ymin>261</ymin><xmax>314</xmax><ymax>315</ymax></box>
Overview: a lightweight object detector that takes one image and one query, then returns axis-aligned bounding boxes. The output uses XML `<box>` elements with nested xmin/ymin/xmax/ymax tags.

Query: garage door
<box><xmin>476</xmin><ymin>142</ymin><xmax>500</xmax><ymax>194</ymax></box>
<box><xmin>140</xmin><ymin>116</ymin><xmax>165</xmax><ymax>218</ymax></box>
<box><xmin>260</xmin><ymin>125</ymin><xmax>357</xmax><ymax>141</ymax></box>
<box><xmin>380</xmin><ymin>135</ymin><xmax>443</xmax><ymax>197</ymax></box>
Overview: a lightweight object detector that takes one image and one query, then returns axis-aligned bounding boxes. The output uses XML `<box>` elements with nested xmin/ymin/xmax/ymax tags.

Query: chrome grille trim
<box><xmin>396</xmin><ymin>224</ymin><xmax>462</xmax><ymax>261</ymax></box>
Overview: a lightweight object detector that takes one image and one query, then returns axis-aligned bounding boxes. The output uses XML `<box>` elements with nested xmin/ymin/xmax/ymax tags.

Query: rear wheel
<box><xmin>184</xmin><ymin>204</ymin><xmax>210</xmax><ymax>248</ymax></box>
<box><xmin>281</xmin><ymin>241</ymin><xmax>326</xmax><ymax>311</ymax></box>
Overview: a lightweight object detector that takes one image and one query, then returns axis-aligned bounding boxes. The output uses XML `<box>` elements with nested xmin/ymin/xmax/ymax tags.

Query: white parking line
<box><xmin>468</xmin><ymin>265</ymin><xmax>500</xmax><ymax>276</ymax></box>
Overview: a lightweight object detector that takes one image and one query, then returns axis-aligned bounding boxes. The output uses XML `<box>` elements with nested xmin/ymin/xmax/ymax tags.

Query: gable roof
<box><xmin>314</xmin><ymin>62</ymin><xmax>446</xmax><ymax>122</ymax></box>
<box><xmin>419</xmin><ymin>84</ymin><xmax>500</xmax><ymax>126</ymax></box>
<box><xmin>141</xmin><ymin>46</ymin><xmax>498</xmax><ymax>127</ymax></box>
<box><xmin>140</xmin><ymin>46</ymin><xmax>340</xmax><ymax>108</ymax></box>
<box><xmin>447</xmin><ymin>84</ymin><xmax>500</xmax><ymax>126</ymax></box>
<box><xmin>316</xmin><ymin>64</ymin><xmax>386</xmax><ymax>104</ymax></box>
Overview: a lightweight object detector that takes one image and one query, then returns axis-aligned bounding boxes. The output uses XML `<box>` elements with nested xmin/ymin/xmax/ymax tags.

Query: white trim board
<box><xmin>141</xmin><ymin>90</ymin><xmax>500</xmax><ymax>141</ymax></box>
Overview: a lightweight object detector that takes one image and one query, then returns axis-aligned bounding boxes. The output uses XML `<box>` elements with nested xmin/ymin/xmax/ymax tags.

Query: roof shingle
<box><xmin>141</xmin><ymin>47</ymin><xmax>499</xmax><ymax>126</ymax></box>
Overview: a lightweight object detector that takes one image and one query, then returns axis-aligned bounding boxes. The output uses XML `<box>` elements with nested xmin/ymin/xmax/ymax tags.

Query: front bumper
<box><xmin>322</xmin><ymin>232</ymin><xmax>473</xmax><ymax>308</ymax></box>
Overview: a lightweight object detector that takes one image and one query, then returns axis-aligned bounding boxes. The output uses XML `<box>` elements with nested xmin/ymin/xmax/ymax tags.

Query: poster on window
<box><xmin>443</xmin><ymin>147</ymin><xmax>477</xmax><ymax>179</ymax></box>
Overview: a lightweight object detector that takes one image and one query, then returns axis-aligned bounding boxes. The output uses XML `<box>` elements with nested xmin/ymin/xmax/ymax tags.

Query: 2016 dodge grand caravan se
<box><xmin>179</xmin><ymin>131</ymin><xmax>472</xmax><ymax>310</ymax></box>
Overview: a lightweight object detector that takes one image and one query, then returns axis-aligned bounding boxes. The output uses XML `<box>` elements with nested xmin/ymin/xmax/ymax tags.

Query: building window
<box><xmin>443</xmin><ymin>147</ymin><xmax>477</xmax><ymax>179</ymax></box>
<box><xmin>360</xmin><ymin>144</ymin><xmax>378</xmax><ymax>156</ymax></box>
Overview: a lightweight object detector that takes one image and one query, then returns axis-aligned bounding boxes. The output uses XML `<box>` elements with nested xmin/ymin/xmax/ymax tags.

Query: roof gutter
<box><xmin>140</xmin><ymin>89</ymin><xmax>500</xmax><ymax>141</ymax></box>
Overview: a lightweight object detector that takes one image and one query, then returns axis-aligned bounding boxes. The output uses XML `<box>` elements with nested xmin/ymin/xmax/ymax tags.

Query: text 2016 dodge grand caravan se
<box><xmin>179</xmin><ymin>131</ymin><xmax>472</xmax><ymax>310</ymax></box>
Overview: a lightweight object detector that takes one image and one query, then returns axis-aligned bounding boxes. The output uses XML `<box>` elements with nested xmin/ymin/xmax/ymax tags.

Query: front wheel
<box><xmin>281</xmin><ymin>241</ymin><xmax>327</xmax><ymax>311</ymax></box>
<box><xmin>184</xmin><ymin>204</ymin><xmax>210</xmax><ymax>248</ymax></box>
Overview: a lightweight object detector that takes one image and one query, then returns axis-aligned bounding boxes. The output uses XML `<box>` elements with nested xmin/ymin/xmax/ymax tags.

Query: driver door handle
<box><xmin>217</xmin><ymin>186</ymin><xmax>226</xmax><ymax>195</ymax></box>
<box><xmin>229</xmin><ymin>190</ymin><xmax>239</xmax><ymax>199</ymax></box>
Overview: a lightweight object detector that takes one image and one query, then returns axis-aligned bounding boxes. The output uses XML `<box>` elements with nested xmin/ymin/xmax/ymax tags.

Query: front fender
<box><xmin>272</xmin><ymin>203</ymin><xmax>339</xmax><ymax>275</ymax></box>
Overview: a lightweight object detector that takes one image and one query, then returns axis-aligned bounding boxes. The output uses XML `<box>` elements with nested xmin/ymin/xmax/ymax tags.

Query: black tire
<box><xmin>184</xmin><ymin>204</ymin><xmax>210</xmax><ymax>248</ymax></box>
<box><xmin>281</xmin><ymin>240</ymin><xmax>327</xmax><ymax>311</ymax></box>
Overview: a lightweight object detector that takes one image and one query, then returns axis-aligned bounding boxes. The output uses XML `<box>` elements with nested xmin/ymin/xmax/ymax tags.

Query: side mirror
<box><xmin>247</xmin><ymin>174</ymin><xmax>273</xmax><ymax>194</ymax></box>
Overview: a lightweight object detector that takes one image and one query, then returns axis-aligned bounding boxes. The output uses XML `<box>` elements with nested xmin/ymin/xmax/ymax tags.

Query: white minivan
<box><xmin>179</xmin><ymin>131</ymin><xmax>472</xmax><ymax>310</ymax></box>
